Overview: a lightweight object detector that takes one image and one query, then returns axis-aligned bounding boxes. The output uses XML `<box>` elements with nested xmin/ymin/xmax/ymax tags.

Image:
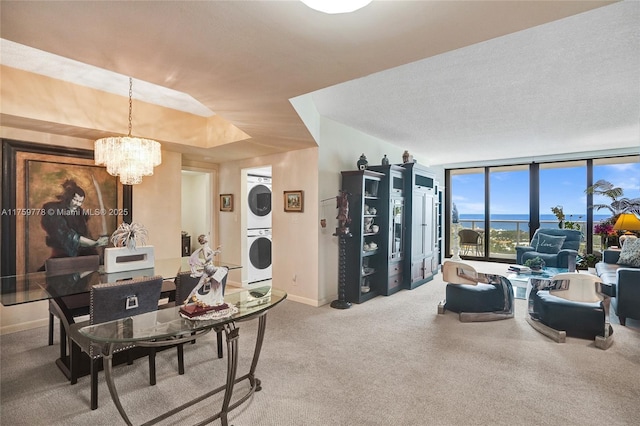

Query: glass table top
<box><xmin>508</xmin><ymin>267</ymin><xmax>569</xmax><ymax>283</ymax></box>
<box><xmin>79</xmin><ymin>286</ymin><xmax>286</xmax><ymax>344</ymax></box>
<box><xmin>0</xmin><ymin>257</ymin><xmax>241</xmax><ymax>306</ymax></box>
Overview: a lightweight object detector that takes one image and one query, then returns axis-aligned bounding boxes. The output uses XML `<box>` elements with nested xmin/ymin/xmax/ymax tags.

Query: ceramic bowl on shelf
<box><xmin>371</xmin><ymin>225</ymin><xmax>379</xmax><ymax>234</ymax></box>
<box><xmin>361</xmin><ymin>285</ymin><xmax>370</xmax><ymax>293</ymax></box>
<box><xmin>368</xmin><ymin>242</ymin><xmax>378</xmax><ymax>250</ymax></box>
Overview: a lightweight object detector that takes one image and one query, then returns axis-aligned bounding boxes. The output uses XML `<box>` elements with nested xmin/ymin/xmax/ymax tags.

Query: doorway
<box><xmin>181</xmin><ymin>170</ymin><xmax>213</xmax><ymax>257</ymax></box>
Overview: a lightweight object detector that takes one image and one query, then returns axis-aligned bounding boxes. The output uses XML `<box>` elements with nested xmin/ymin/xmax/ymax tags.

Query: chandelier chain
<box><xmin>128</xmin><ymin>77</ymin><xmax>133</xmax><ymax>137</ymax></box>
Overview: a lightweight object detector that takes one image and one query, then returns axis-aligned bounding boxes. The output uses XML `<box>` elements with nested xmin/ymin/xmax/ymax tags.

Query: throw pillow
<box><xmin>536</xmin><ymin>233</ymin><xmax>566</xmax><ymax>254</ymax></box>
<box><xmin>617</xmin><ymin>237</ymin><xmax>640</xmax><ymax>267</ymax></box>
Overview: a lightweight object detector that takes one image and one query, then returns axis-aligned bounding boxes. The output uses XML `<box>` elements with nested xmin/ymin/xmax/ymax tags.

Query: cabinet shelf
<box><xmin>362</xmin><ymin>250</ymin><xmax>379</xmax><ymax>256</ymax></box>
<box><xmin>362</xmin><ymin>269</ymin><xmax>376</xmax><ymax>277</ymax></box>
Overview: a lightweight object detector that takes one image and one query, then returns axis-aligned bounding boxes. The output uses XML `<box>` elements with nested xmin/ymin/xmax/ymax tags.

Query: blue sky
<box><xmin>451</xmin><ymin>160</ymin><xmax>640</xmax><ymax>217</ymax></box>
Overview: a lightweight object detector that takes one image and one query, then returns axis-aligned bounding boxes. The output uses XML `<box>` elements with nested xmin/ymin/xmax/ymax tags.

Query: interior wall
<box><xmin>218</xmin><ymin>147</ymin><xmax>319</xmax><ymax>304</ymax></box>
<box><xmin>316</xmin><ymin>117</ymin><xmax>412</xmax><ymax>305</ymax></box>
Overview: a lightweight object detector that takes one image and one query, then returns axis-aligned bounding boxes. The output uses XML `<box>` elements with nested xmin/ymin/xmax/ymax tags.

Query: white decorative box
<box><xmin>104</xmin><ymin>245</ymin><xmax>155</xmax><ymax>273</ymax></box>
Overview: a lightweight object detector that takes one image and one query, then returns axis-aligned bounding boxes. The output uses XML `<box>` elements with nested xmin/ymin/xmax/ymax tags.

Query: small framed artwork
<box><xmin>220</xmin><ymin>194</ymin><xmax>233</xmax><ymax>212</ymax></box>
<box><xmin>284</xmin><ymin>190</ymin><xmax>304</xmax><ymax>213</ymax></box>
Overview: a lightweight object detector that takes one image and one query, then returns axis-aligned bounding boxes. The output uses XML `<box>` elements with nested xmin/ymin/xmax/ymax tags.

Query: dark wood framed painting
<box><xmin>284</xmin><ymin>190</ymin><xmax>304</xmax><ymax>213</ymax></box>
<box><xmin>1</xmin><ymin>140</ymin><xmax>132</xmax><ymax>276</ymax></box>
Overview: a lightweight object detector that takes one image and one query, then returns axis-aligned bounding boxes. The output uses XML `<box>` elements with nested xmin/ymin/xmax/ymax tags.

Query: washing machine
<box><xmin>247</xmin><ymin>174</ymin><xmax>272</xmax><ymax>230</ymax></box>
<box><xmin>246</xmin><ymin>228</ymin><xmax>272</xmax><ymax>285</ymax></box>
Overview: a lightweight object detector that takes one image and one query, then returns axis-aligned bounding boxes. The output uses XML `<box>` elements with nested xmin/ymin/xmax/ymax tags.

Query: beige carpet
<box><xmin>1</xmin><ymin>261</ymin><xmax>639</xmax><ymax>425</ymax></box>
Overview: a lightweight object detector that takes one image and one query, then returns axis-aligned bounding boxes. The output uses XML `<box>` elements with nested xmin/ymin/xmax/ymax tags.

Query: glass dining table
<box><xmin>0</xmin><ymin>257</ymin><xmax>242</xmax><ymax>379</ymax></box>
<box><xmin>82</xmin><ymin>285</ymin><xmax>287</xmax><ymax>426</ymax></box>
<box><xmin>1</xmin><ymin>258</ymin><xmax>287</xmax><ymax>425</ymax></box>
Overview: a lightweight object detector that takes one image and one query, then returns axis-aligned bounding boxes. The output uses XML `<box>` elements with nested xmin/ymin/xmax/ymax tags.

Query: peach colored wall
<box><xmin>218</xmin><ymin>147</ymin><xmax>320</xmax><ymax>305</ymax></box>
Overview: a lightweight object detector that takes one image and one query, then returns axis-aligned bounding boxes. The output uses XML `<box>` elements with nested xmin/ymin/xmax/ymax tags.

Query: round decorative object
<box><xmin>357</xmin><ymin>153</ymin><xmax>368</xmax><ymax>170</ymax></box>
<box><xmin>381</xmin><ymin>155</ymin><xmax>389</xmax><ymax>165</ymax></box>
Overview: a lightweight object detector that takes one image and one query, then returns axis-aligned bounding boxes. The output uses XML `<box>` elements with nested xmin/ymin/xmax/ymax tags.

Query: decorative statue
<box><xmin>356</xmin><ymin>153</ymin><xmax>368</xmax><ymax>170</ymax></box>
<box><xmin>334</xmin><ymin>190</ymin><xmax>352</xmax><ymax>236</ymax></box>
<box><xmin>184</xmin><ymin>263</ymin><xmax>226</xmax><ymax>306</ymax></box>
<box><xmin>188</xmin><ymin>234</ymin><xmax>221</xmax><ymax>275</ymax></box>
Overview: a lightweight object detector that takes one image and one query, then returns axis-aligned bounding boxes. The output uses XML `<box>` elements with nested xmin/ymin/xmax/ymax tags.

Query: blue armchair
<box><xmin>516</xmin><ymin>228</ymin><xmax>581</xmax><ymax>269</ymax></box>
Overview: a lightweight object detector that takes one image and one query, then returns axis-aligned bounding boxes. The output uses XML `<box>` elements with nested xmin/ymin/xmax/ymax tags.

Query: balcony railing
<box><xmin>453</xmin><ymin>219</ymin><xmax>604</xmax><ymax>259</ymax></box>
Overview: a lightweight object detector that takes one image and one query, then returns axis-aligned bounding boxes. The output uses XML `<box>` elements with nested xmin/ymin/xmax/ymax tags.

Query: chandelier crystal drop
<box><xmin>94</xmin><ymin>78</ymin><xmax>161</xmax><ymax>185</ymax></box>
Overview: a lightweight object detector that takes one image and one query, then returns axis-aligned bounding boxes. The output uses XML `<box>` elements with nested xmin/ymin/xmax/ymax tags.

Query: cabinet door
<box><xmin>390</xmin><ymin>198</ymin><xmax>404</xmax><ymax>261</ymax></box>
<box><xmin>411</xmin><ymin>190</ymin><xmax>427</xmax><ymax>257</ymax></box>
<box><xmin>424</xmin><ymin>193</ymin><xmax>435</xmax><ymax>257</ymax></box>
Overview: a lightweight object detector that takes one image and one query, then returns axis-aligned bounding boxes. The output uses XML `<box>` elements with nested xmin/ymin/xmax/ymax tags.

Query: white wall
<box><xmin>292</xmin><ymin>92</ymin><xmax>445</xmax><ymax>305</ymax></box>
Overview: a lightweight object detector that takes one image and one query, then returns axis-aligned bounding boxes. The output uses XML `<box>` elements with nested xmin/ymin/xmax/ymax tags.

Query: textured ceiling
<box><xmin>1</xmin><ymin>0</ymin><xmax>636</xmax><ymax>166</ymax></box>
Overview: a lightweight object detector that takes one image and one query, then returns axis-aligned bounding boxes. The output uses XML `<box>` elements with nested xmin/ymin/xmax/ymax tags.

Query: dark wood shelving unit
<box><xmin>341</xmin><ymin>169</ymin><xmax>385</xmax><ymax>304</ymax></box>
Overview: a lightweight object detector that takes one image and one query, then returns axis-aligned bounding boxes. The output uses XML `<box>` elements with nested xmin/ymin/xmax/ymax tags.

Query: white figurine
<box><xmin>188</xmin><ymin>234</ymin><xmax>221</xmax><ymax>276</ymax></box>
<box><xmin>185</xmin><ymin>264</ymin><xmax>228</xmax><ymax>306</ymax></box>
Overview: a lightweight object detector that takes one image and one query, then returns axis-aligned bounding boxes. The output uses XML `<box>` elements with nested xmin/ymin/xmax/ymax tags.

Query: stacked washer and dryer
<box><xmin>246</xmin><ymin>172</ymin><xmax>272</xmax><ymax>286</ymax></box>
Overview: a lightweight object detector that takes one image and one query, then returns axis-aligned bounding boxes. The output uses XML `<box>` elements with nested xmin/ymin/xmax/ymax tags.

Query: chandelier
<box><xmin>94</xmin><ymin>77</ymin><xmax>161</xmax><ymax>185</ymax></box>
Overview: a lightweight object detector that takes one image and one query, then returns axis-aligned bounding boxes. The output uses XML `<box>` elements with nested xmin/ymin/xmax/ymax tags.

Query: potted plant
<box><xmin>104</xmin><ymin>222</ymin><xmax>155</xmax><ymax>273</ymax></box>
<box><xmin>524</xmin><ymin>256</ymin><xmax>545</xmax><ymax>271</ymax></box>
<box><xmin>577</xmin><ymin>252</ymin><xmax>601</xmax><ymax>273</ymax></box>
<box><xmin>585</xmin><ymin>179</ymin><xmax>640</xmax><ymax>222</ymax></box>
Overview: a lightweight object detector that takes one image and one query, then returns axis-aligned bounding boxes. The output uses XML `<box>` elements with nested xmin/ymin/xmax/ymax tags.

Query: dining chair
<box><xmin>67</xmin><ymin>275</ymin><xmax>185</xmax><ymax>410</ymax></box>
<box><xmin>173</xmin><ymin>270</ymin><xmax>227</xmax><ymax>358</ymax></box>
<box><xmin>45</xmin><ymin>255</ymin><xmax>100</xmax><ymax>347</ymax></box>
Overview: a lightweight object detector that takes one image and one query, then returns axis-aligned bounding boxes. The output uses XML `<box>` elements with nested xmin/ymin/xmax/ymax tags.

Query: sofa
<box><xmin>596</xmin><ymin>248</ymin><xmax>640</xmax><ymax>326</ymax></box>
<box><xmin>516</xmin><ymin>228</ymin><xmax>581</xmax><ymax>269</ymax></box>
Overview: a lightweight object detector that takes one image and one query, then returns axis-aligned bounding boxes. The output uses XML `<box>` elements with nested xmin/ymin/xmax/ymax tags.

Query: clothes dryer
<box><xmin>247</xmin><ymin>174</ymin><xmax>272</xmax><ymax>229</ymax></box>
<box><xmin>246</xmin><ymin>228</ymin><xmax>272</xmax><ymax>285</ymax></box>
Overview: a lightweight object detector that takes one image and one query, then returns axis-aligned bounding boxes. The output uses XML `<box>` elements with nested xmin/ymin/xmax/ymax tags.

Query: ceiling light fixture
<box><xmin>300</xmin><ymin>0</ymin><xmax>372</xmax><ymax>14</ymax></box>
<box><xmin>94</xmin><ymin>77</ymin><xmax>162</xmax><ymax>185</ymax></box>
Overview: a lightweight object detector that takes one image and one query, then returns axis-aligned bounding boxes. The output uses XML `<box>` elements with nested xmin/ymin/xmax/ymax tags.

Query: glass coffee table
<box><xmin>507</xmin><ymin>267</ymin><xmax>568</xmax><ymax>299</ymax></box>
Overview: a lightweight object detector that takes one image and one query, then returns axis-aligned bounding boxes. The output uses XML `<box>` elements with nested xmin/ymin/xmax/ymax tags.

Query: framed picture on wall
<box><xmin>284</xmin><ymin>190</ymin><xmax>304</xmax><ymax>212</ymax></box>
<box><xmin>1</xmin><ymin>139</ymin><xmax>132</xmax><ymax>277</ymax></box>
<box><xmin>220</xmin><ymin>194</ymin><xmax>233</xmax><ymax>212</ymax></box>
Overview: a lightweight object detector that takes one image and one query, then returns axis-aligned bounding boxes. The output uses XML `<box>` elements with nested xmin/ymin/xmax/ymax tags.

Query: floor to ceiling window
<box><xmin>592</xmin><ymin>156</ymin><xmax>640</xmax><ymax>250</ymax></box>
<box><xmin>539</xmin><ymin>161</ymin><xmax>587</xmax><ymax>252</ymax></box>
<box><xmin>489</xmin><ymin>165</ymin><xmax>529</xmax><ymax>259</ymax></box>
<box><xmin>446</xmin><ymin>155</ymin><xmax>639</xmax><ymax>263</ymax></box>
<box><xmin>449</xmin><ymin>168</ymin><xmax>484</xmax><ymax>257</ymax></box>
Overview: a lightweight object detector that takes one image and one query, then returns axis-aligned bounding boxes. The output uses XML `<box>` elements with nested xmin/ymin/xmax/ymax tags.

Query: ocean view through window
<box><xmin>447</xmin><ymin>155</ymin><xmax>639</xmax><ymax>261</ymax></box>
